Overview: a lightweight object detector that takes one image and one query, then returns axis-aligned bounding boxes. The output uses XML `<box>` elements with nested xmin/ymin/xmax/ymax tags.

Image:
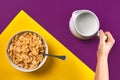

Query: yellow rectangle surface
<box><xmin>0</xmin><ymin>10</ymin><xmax>94</xmax><ymax>80</ymax></box>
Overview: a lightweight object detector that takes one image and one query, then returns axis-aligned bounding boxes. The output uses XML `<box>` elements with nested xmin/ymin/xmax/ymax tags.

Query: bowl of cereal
<box><xmin>6</xmin><ymin>31</ymin><xmax>48</xmax><ymax>72</ymax></box>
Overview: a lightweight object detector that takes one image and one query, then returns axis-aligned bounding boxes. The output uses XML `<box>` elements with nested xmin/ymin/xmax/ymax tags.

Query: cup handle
<box><xmin>97</xmin><ymin>31</ymin><xmax>107</xmax><ymax>41</ymax></box>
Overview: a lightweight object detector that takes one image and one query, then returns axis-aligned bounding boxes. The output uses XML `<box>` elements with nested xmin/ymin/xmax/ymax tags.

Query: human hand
<box><xmin>97</xmin><ymin>30</ymin><xmax>115</xmax><ymax>59</ymax></box>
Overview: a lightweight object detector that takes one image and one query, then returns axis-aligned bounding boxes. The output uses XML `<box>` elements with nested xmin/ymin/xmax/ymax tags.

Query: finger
<box><xmin>105</xmin><ymin>32</ymin><xmax>115</xmax><ymax>44</ymax></box>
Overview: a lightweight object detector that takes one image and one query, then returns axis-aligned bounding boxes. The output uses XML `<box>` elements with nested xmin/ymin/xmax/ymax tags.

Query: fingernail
<box><xmin>100</xmin><ymin>29</ymin><xmax>104</xmax><ymax>33</ymax></box>
<box><xmin>99</xmin><ymin>29</ymin><xmax>103</xmax><ymax>32</ymax></box>
<box><xmin>99</xmin><ymin>30</ymin><xmax>102</xmax><ymax>34</ymax></box>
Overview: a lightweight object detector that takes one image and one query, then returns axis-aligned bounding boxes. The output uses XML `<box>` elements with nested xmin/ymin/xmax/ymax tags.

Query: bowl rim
<box><xmin>6</xmin><ymin>30</ymin><xmax>48</xmax><ymax>72</ymax></box>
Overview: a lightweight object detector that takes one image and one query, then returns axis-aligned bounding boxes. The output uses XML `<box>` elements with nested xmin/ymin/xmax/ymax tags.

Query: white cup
<box><xmin>69</xmin><ymin>10</ymin><xmax>105</xmax><ymax>40</ymax></box>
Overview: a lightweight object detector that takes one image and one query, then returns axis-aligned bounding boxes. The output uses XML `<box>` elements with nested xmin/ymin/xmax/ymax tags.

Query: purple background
<box><xmin>0</xmin><ymin>0</ymin><xmax>120</xmax><ymax>80</ymax></box>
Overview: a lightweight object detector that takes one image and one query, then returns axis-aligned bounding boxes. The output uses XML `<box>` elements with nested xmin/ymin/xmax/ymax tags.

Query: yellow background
<box><xmin>0</xmin><ymin>10</ymin><xmax>94</xmax><ymax>80</ymax></box>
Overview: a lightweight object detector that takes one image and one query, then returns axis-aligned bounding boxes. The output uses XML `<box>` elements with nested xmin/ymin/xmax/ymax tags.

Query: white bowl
<box><xmin>6</xmin><ymin>31</ymin><xmax>48</xmax><ymax>72</ymax></box>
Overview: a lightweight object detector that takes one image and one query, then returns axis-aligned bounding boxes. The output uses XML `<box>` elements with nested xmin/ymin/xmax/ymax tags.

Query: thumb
<box><xmin>99</xmin><ymin>30</ymin><xmax>106</xmax><ymax>44</ymax></box>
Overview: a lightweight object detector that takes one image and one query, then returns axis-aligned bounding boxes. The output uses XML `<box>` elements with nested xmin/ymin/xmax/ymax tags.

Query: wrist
<box><xmin>97</xmin><ymin>56</ymin><xmax>108</xmax><ymax>62</ymax></box>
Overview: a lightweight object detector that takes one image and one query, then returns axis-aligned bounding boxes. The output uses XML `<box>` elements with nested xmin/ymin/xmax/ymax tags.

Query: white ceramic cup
<box><xmin>69</xmin><ymin>10</ymin><xmax>105</xmax><ymax>40</ymax></box>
